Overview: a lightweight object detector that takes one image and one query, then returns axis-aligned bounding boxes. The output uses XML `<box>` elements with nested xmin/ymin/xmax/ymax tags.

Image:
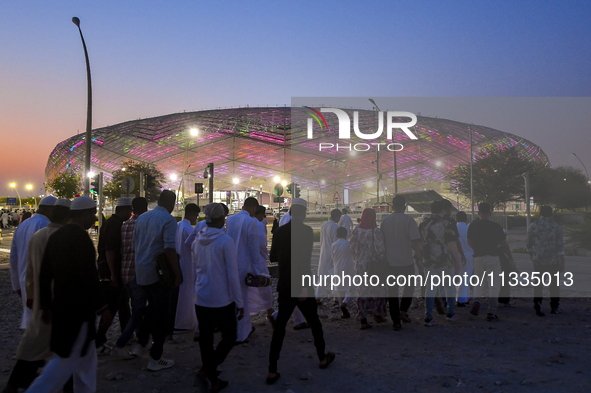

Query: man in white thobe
<box><xmin>225</xmin><ymin>197</ymin><xmax>261</xmax><ymax>343</ymax></box>
<box><xmin>249</xmin><ymin>206</ymin><xmax>273</xmax><ymax>316</ymax></box>
<box><xmin>174</xmin><ymin>204</ymin><xmax>200</xmax><ymax>334</ymax></box>
<box><xmin>456</xmin><ymin>211</ymin><xmax>474</xmax><ymax>304</ymax></box>
<box><xmin>3</xmin><ymin>199</ymin><xmax>70</xmax><ymax>393</ymax></box>
<box><xmin>9</xmin><ymin>196</ymin><xmax>56</xmax><ymax>329</ymax></box>
<box><xmin>316</xmin><ymin>209</ymin><xmax>341</xmax><ymax>299</ymax></box>
<box><xmin>337</xmin><ymin>209</ymin><xmax>353</xmax><ymax>239</ymax></box>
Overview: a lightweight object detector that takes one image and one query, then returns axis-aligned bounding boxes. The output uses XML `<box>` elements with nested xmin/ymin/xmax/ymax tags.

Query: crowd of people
<box><xmin>3</xmin><ymin>191</ymin><xmax>565</xmax><ymax>392</ymax></box>
<box><xmin>1</xmin><ymin>209</ymin><xmax>34</xmax><ymax>230</ymax></box>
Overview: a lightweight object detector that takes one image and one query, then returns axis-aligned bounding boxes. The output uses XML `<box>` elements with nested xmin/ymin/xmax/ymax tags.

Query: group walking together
<box><xmin>5</xmin><ymin>190</ymin><xmax>565</xmax><ymax>392</ymax></box>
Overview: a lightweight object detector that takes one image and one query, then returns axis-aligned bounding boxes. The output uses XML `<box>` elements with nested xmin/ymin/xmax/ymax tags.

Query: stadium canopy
<box><xmin>46</xmin><ymin>106</ymin><xmax>550</xmax><ymax>205</ymax></box>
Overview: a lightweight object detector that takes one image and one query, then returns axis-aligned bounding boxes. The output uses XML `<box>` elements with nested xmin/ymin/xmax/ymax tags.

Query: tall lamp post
<box><xmin>72</xmin><ymin>17</ymin><xmax>93</xmax><ymax>196</ymax></box>
<box><xmin>572</xmin><ymin>153</ymin><xmax>590</xmax><ymax>184</ymax></box>
<box><xmin>9</xmin><ymin>183</ymin><xmax>22</xmax><ymax>210</ymax></box>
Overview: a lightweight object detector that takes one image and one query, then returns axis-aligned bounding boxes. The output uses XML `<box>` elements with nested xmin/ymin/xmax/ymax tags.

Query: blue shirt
<box><xmin>133</xmin><ymin>206</ymin><xmax>177</xmax><ymax>285</ymax></box>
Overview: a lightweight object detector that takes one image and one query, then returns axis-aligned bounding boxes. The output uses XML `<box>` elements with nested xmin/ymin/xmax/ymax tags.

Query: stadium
<box><xmin>45</xmin><ymin>106</ymin><xmax>550</xmax><ymax>210</ymax></box>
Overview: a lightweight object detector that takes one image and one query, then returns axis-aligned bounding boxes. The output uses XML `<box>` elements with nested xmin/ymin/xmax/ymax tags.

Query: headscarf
<box><xmin>359</xmin><ymin>208</ymin><xmax>377</xmax><ymax>229</ymax></box>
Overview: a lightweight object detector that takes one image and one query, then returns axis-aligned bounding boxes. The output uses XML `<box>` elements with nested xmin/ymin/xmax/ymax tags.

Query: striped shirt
<box><xmin>120</xmin><ymin>215</ymin><xmax>138</xmax><ymax>284</ymax></box>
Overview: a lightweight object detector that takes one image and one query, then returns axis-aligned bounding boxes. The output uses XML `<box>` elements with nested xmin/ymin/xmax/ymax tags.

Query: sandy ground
<box><xmin>1</xmin><ymin>250</ymin><xmax>591</xmax><ymax>393</ymax></box>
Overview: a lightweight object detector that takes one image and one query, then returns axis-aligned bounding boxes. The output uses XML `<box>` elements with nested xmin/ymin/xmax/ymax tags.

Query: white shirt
<box><xmin>338</xmin><ymin>214</ymin><xmax>353</xmax><ymax>238</ymax></box>
<box><xmin>192</xmin><ymin>227</ymin><xmax>243</xmax><ymax>308</ymax></box>
<box><xmin>226</xmin><ymin>210</ymin><xmax>260</xmax><ymax>278</ymax></box>
<box><xmin>331</xmin><ymin>238</ymin><xmax>355</xmax><ymax>277</ymax></box>
<box><xmin>176</xmin><ymin>219</ymin><xmax>197</xmax><ymax>325</ymax></box>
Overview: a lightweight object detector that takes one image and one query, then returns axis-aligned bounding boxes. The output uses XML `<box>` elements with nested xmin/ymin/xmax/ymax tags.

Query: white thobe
<box><xmin>248</xmin><ymin>220</ymin><xmax>273</xmax><ymax>313</ymax></box>
<box><xmin>331</xmin><ymin>238</ymin><xmax>355</xmax><ymax>291</ymax></box>
<box><xmin>184</xmin><ymin>220</ymin><xmax>207</xmax><ymax>248</ymax></box>
<box><xmin>16</xmin><ymin>224</ymin><xmax>61</xmax><ymax>362</ymax></box>
<box><xmin>1</xmin><ymin>212</ymin><xmax>8</xmax><ymax>227</ymax></box>
<box><xmin>456</xmin><ymin>222</ymin><xmax>474</xmax><ymax>303</ymax></box>
<box><xmin>270</xmin><ymin>210</ymin><xmax>306</xmax><ymax>325</ymax></box>
<box><xmin>279</xmin><ymin>212</ymin><xmax>291</xmax><ymax>227</ymax></box>
<box><xmin>175</xmin><ymin>219</ymin><xmax>197</xmax><ymax>331</ymax></box>
<box><xmin>316</xmin><ymin>220</ymin><xmax>339</xmax><ymax>298</ymax></box>
<box><xmin>9</xmin><ymin>213</ymin><xmax>50</xmax><ymax>329</ymax></box>
<box><xmin>338</xmin><ymin>214</ymin><xmax>353</xmax><ymax>238</ymax></box>
<box><xmin>226</xmin><ymin>210</ymin><xmax>260</xmax><ymax>341</ymax></box>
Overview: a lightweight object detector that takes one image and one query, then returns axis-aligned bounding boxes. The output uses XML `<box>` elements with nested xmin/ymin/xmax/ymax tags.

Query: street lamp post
<box><xmin>26</xmin><ymin>184</ymin><xmax>34</xmax><ymax>209</ymax></box>
<box><xmin>72</xmin><ymin>17</ymin><xmax>93</xmax><ymax>196</ymax></box>
<box><xmin>9</xmin><ymin>183</ymin><xmax>22</xmax><ymax>210</ymax></box>
<box><xmin>572</xmin><ymin>153</ymin><xmax>590</xmax><ymax>184</ymax></box>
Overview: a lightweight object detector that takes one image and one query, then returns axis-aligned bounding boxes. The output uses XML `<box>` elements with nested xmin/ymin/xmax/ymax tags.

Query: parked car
<box><xmin>352</xmin><ymin>206</ymin><xmax>362</xmax><ymax>214</ymax></box>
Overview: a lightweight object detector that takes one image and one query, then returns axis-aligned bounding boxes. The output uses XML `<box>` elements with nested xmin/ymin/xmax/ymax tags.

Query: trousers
<box><xmin>269</xmin><ymin>293</ymin><xmax>326</xmax><ymax>373</ymax></box>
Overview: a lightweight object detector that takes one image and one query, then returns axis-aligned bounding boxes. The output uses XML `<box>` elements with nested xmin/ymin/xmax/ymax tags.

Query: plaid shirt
<box><xmin>120</xmin><ymin>214</ymin><xmax>138</xmax><ymax>284</ymax></box>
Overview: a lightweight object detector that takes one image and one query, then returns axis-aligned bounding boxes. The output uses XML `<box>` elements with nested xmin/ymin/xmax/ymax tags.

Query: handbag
<box><xmin>156</xmin><ymin>252</ymin><xmax>183</xmax><ymax>288</ymax></box>
<box><xmin>367</xmin><ymin>228</ymin><xmax>389</xmax><ymax>280</ymax></box>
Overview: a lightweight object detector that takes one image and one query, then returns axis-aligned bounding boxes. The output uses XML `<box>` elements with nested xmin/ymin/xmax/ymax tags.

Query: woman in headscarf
<box><xmin>349</xmin><ymin>208</ymin><xmax>387</xmax><ymax>330</ymax></box>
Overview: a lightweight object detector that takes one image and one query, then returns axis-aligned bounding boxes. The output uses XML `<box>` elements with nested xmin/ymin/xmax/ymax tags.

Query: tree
<box><xmin>103</xmin><ymin>160</ymin><xmax>165</xmax><ymax>202</ymax></box>
<box><xmin>530</xmin><ymin>166</ymin><xmax>591</xmax><ymax>211</ymax></box>
<box><xmin>448</xmin><ymin>146</ymin><xmax>543</xmax><ymax>209</ymax></box>
<box><xmin>47</xmin><ymin>172</ymin><xmax>82</xmax><ymax>199</ymax></box>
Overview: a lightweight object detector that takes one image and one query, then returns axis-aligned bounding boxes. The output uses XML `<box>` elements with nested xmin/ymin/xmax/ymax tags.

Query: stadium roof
<box><xmin>46</xmin><ymin>106</ymin><xmax>550</xmax><ymax>204</ymax></box>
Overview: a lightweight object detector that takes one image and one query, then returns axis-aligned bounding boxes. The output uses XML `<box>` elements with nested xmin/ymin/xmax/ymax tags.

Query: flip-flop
<box><xmin>319</xmin><ymin>352</ymin><xmax>336</xmax><ymax>369</ymax></box>
<box><xmin>266</xmin><ymin>373</ymin><xmax>281</xmax><ymax>385</ymax></box>
<box><xmin>360</xmin><ymin>324</ymin><xmax>373</xmax><ymax>330</ymax></box>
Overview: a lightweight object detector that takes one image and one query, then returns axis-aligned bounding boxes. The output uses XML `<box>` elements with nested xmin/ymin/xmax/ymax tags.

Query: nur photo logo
<box><xmin>304</xmin><ymin>107</ymin><xmax>418</xmax><ymax>152</ymax></box>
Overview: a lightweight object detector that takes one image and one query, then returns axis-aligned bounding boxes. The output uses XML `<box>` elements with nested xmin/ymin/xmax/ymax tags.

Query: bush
<box><xmin>567</xmin><ymin>214</ymin><xmax>591</xmax><ymax>249</ymax></box>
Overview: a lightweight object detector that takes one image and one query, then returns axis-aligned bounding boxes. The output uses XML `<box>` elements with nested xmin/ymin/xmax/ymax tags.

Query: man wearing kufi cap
<box><xmin>192</xmin><ymin>203</ymin><xmax>244</xmax><ymax>391</ymax></box>
<box><xmin>95</xmin><ymin>197</ymin><xmax>133</xmax><ymax>353</ymax></box>
<box><xmin>9</xmin><ymin>195</ymin><xmax>56</xmax><ymax>329</ymax></box>
<box><xmin>26</xmin><ymin>196</ymin><xmax>111</xmax><ymax>392</ymax></box>
<box><xmin>3</xmin><ymin>199</ymin><xmax>71</xmax><ymax>392</ymax></box>
<box><xmin>225</xmin><ymin>196</ymin><xmax>261</xmax><ymax>343</ymax></box>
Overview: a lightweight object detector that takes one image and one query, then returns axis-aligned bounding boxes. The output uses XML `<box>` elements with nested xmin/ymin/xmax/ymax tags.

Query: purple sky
<box><xmin>1</xmin><ymin>1</ymin><xmax>590</xmax><ymax>196</ymax></box>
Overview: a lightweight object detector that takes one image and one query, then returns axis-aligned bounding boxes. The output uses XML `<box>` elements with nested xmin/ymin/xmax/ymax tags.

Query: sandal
<box><xmin>340</xmin><ymin>305</ymin><xmax>350</xmax><ymax>319</ymax></box>
<box><xmin>293</xmin><ymin>322</ymin><xmax>310</xmax><ymax>330</ymax></box>
<box><xmin>373</xmin><ymin>316</ymin><xmax>387</xmax><ymax>323</ymax></box>
<box><xmin>360</xmin><ymin>323</ymin><xmax>373</xmax><ymax>330</ymax></box>
<box><xmin>266</xmin><ymin>373</ymin><xmax>281</xmax><ymax>385</ymax></box>
<box><xmin>319</xmin><ymin>352</ymin><xmax>336</xmax><ymax>369</ymax></box>
<box><xmin>210</xmin><ymin>379</ymin><xmax>228</xmax><ymax>393</ymax></box>
<box><xmin>392</xmin><ymin>324</ymin><xmax>402</xmax><ymax>331</ymax></box>
<box><xmin>399</xmin><ymin>313</ymin><xmax>412</xmax><ymax>323</ymax></box>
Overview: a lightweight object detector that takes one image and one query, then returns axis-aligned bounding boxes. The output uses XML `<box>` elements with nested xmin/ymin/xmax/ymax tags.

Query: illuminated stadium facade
<box><xmin>46</xmin><ymin>107</ymin><xmax>550</xmax><ymax>207</ymax></box>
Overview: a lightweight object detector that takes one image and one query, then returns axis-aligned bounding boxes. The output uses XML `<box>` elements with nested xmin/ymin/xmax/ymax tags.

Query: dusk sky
<box><xmin>1</xmin><ymin>1</ymin><xmax>590</xmax><ymax>197</ymax></box>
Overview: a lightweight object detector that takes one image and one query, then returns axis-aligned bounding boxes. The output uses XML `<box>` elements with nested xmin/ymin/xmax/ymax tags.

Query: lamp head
<box><xmin>72</xmin><ymin>17</ymin><xmax>80</xmax><ymax>27</ymax></box>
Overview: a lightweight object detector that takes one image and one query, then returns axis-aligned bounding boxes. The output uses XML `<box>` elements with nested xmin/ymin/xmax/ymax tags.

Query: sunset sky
<box><xmin>1</xmin><ymin>1</ymin><xmax>590</xmax><ymax>197</ymax></box>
